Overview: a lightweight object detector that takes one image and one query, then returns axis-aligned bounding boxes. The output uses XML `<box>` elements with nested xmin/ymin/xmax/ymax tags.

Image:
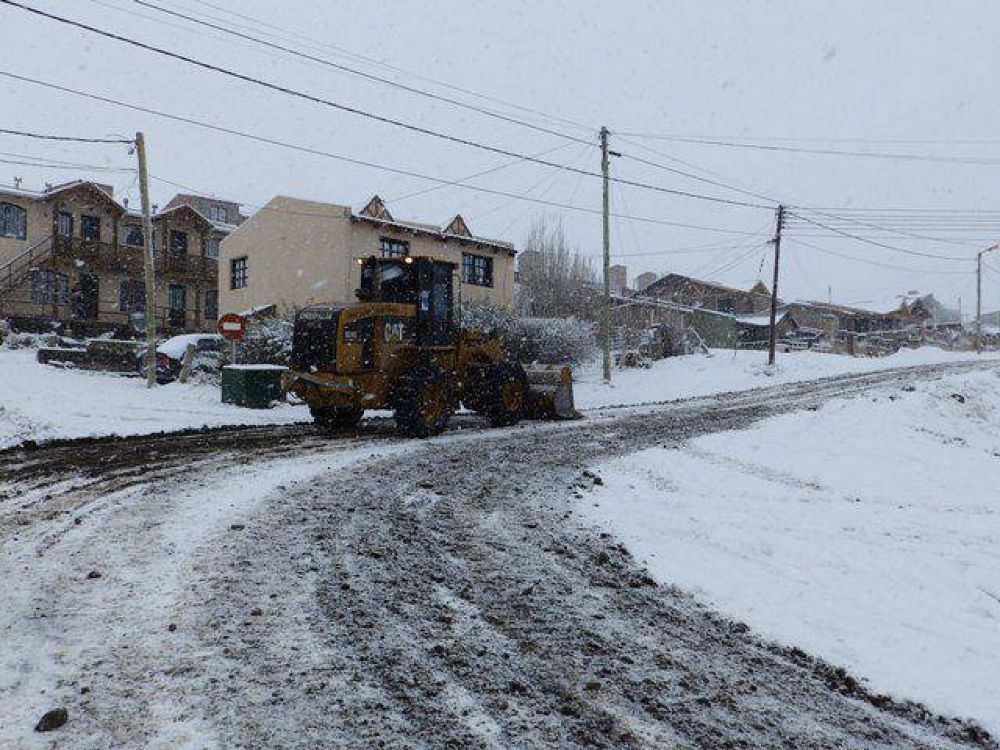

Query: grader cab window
<box><xmin>357</xmin><ymin>259</ymin><xmax>417</xmax><ymax>303</ymax></box>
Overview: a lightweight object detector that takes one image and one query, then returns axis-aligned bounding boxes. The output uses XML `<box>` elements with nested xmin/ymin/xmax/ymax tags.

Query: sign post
<box><xmin>217</xmin><ymin>313</ymin><xmax>246</xmax><ymax>365</ymax></box>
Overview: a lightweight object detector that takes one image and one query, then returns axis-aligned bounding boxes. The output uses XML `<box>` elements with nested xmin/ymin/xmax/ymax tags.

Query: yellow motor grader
<box><xmin>283</xmin><ymin>256</ymin><xmax>576</xmax><ymax>437</ymax></box>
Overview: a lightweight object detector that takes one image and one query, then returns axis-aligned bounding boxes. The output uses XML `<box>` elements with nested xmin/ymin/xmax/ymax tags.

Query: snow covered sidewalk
<box><xmin>581</xmin><ymin>368</ymin><xmax>1000</xmax><ymax>732</ymax></box>
<box><xmin>0</xmin><ymin>348</ymin><xmax>308</xmax><ymax>450</ymax></box>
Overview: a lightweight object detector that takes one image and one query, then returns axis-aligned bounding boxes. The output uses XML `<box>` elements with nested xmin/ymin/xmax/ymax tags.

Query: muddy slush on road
<box><xmin>1</xmin><ymin>360</ymin><xmax>997</xmax><ymax>748</ymax></box>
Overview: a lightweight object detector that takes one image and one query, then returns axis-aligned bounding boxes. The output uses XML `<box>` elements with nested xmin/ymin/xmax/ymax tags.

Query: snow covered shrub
<box><xmin>461</xmin><ymin>301</ymin><xmax>595</xmax><ymax>364</ymax></box>
<box><xmin>521</xmin><ymin>316</ymin><xmax>596</xmax><ymax>364</ymax></box>
<box><xmin>228</xmin><ymin>317</ymin><xmax>294</xmax><ymax>366</ymax></box>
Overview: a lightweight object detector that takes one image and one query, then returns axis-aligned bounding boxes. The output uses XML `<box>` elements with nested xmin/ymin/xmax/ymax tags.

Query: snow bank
<box><xmin>574</xmin><ymin>346</ymin><xmax>1000</xmax><ymax>408</ymax></box>
<box><xmin>582</xmin><ymin>368</ymin><xmax>1000</xmax><ymax>730</ymax></box>
<box><xmin>0</xmin><ymin>349</ymin><xmax>307</xmax><ymax>449</ymax></box>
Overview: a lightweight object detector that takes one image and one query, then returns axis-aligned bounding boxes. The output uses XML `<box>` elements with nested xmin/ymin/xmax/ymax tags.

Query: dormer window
<box><xmin>207</xmin><ymin>205</ymin><xmax>228</xmax><ymax>223</ymax></box>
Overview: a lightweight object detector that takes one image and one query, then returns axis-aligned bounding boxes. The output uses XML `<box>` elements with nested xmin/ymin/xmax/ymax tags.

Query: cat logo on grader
<box><xmin>284</xmin><ymin>256</ymin><xmax>577</xmax><ymax>437</ymax></box>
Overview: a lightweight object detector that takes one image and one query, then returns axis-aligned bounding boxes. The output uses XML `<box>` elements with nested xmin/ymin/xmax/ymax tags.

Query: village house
<box><xmin>218</xmin><ymin>195</ymin><xmax>516</xmax><ymax>316</ymax></box>
<box><xmin>0</xmin><ymin>180</ymin><xmax>244</xmax><ymax>334</ymax></box>
<box><xmin>643</xmin><ymin>273</ymin><xmax>773</xmax><ymax>315</ymax></box>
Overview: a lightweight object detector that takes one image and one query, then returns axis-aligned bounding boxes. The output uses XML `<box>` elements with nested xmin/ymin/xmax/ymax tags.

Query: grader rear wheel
<box><xmin>484</xmin><ymin>362</ymin><xmax>527</xmax><ymax>427</ymax></box>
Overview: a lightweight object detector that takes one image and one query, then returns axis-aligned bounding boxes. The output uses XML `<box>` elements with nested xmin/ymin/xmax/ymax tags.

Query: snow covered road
<box><xmin>1</xmin><ymin>360</ymin><xmax>997</xmax><ymax>748</ymax></box>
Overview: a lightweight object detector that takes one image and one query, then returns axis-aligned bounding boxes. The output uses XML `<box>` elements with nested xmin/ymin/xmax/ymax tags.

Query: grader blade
<box><xmin>523</xmin><ymin>365</ymin><xmax>579</xmax><ymax>420</ymax></box>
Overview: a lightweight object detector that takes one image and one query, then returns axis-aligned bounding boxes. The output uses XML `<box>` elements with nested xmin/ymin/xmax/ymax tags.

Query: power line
<box><xmin>788</xmin><ymin>238</ymin><xmax>973</xmax><ymax>275</ymax></box>
<box><xmin>129</xmin><ymin>0</ymin><xmax>596</xmax><ymax>148</ymax></box>
<box><xmin>617</xmin><ymin>131</ymin><xmax>1000</xmax><ymax>146</ymax></box>
<box><xmin>614</xmin><ymin>135</ymin><xmax>991</xmax><ymax>250</ymax></box>
<box><xmin>0</xmin><ymin>69</ymin><xmax>761</xmax><ymax>235</ymax></box>
<box><xmin>0</xmin><ymin>126</ymin><xmax>132</xmax><ymax>144</ymax></box>
<box><xmin>786</xmin><ymin>211</ymin><xmax>977</xmax><ymax>263</ymax></box>
<box><xmin>387</xmin><ymin>142</ymin><xmax>577</xmax><ymax>204</ymax></box>
<box><xmin>0</xmin><ymin>1</ymin><xmax>770</xmax><ymax>210</ymax></box>
<box><xmin>169</xmin><ymin>0</ymin><xmax>595</xmax><ymax>135</ymax></box>
<box><xmin>615</xmin><ymin>133</ymin><xmax>1000</xmax><ymax>165</ymax></box>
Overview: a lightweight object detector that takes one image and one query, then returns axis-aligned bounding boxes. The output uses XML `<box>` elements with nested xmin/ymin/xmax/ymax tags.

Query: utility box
<box><xmin>221</xmin><ymin>365</ymin><xmax>287</xmax><ymax>408</ymax></box>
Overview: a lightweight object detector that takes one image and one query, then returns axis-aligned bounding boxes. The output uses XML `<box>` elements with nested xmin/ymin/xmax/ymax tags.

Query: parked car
<box><xmin>137</xmin><ymin>333</ymin><xmax>224</xmax><ymax>383</ymax></box>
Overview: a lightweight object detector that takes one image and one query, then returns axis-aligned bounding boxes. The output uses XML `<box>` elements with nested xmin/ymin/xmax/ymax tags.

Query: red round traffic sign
<box><xmin>217</xmin><ymin>313</ymin><xmax>246</xmax><ymax>341</ymax></box>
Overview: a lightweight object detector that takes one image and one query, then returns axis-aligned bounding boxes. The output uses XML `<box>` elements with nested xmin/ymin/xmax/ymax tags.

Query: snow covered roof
<box><xmin>735</xmin><ymin>312</ymin><xmax>791</xmax><ymax>327</ymax></box>
<box><xmin>355</xmin><ymin>194</ymin><xmax>515</xmax><ymax>255</ymax></box>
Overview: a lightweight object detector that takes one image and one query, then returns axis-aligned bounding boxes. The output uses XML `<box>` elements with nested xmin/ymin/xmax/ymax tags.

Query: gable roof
<box><xmin>44</xmin><ymin>180</ymin><xmax>126</xmax><ymax>214</ymax></box>
<box><xmin>444</xmin><ymin>214</ymin><xmax>472</xmax><ymax>238</ymax></box>
<box><xmin>359</xmin><ymin>195</ymin><xmax>394</xmax><ymax>222</ymax></box>
<box><xmin>151</xmin><ymin>203</ymin><xmax>214</xmax><ymax>229</ymax></box>
<box><xmin>647</xmin><ymin>272</ymin><xmax>771</xmax><ymax>299</ymax></box>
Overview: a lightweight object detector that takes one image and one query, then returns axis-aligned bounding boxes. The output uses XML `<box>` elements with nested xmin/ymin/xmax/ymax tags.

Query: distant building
<box><xmin>609</xmin><ymin>264</ymin><xmax>628</xmax><ymax>294</ymax></box>
<box><xmin>219</xmin><ymin>194</ymin><xmax>516</xmax><ymax>316</ymax></box>
<box><xmin>635</xmin><ymin>271</ymin><xmax>658</xmax><ymax>291</ymax></box>
<box><xmin>0</xmin><ymin>179</ymin><xmax>240</xmax><ymax>333</ymax></box>
<box><xmin>645</xmin><ymin>273</ymin><xmax>771</xmax><ymax>315</ymax></box>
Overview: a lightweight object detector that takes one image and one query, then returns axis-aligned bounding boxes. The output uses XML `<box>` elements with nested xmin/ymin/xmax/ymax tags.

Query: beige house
<box><xmin>219</xmin><ymin>195</ymin><xmax>516</xmax><ymax>317</ymax></box>
<box><xmin>0</xmin><ymin>180</ymin><xmax>243</xmax><ymax>334</ymax></box>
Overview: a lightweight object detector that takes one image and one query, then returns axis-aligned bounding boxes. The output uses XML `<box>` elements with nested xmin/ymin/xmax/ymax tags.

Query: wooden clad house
<box><xmin>0</xmin><ymin>180</ymin><xmax>243</xmax><ymax>334</ymax></box>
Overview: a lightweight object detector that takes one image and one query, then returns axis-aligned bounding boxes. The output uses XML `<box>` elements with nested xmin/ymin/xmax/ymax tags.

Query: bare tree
<box><xmin>517</xmin><ymin>216</ymin><xmax>597</xmax><ymax>318</ymax></box>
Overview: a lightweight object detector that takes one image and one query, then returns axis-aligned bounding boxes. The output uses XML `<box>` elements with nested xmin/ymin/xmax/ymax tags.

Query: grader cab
<box><xmin>284</xmin><ymin>256</ymin><xmax>576</xmax><ymax>437</ymax></box>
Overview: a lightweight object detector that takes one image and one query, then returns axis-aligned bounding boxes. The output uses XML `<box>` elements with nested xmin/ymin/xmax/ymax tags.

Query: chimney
<box><xmin>13</xmin><ymin>177</ymin><xmax>22</xmax><ymax>189</ymax></box>
<box><xmin>123</xmin><ymin>197</ymin><xmax>129</xmax><ymax>208</ymax></box>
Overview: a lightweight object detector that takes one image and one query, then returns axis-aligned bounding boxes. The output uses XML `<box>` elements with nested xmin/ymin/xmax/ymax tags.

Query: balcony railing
<box><xmin>50</xmin><ymin>236</ymin><xmax>217</xmax><ymax>281</ymax></box>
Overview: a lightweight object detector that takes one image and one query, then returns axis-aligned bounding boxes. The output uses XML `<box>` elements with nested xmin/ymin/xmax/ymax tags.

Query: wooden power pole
<box><xmin>600</xmin><ymin>126</ymin><xmax>612</xmax><ymax>383</ymax></box>
<box><xmin>767</xmin><ymin>204</ymin><xmax>786</xmax><ymax>366</ymax></box>
<box><xmin>135</xmin><ymin>131</ymin><xmax>157</xmax><ymax>388</ymax></box>
<box><xmin>976</xmin><ymin>244</ymin><xmax>998</xmax><ymax>353</ymax></box>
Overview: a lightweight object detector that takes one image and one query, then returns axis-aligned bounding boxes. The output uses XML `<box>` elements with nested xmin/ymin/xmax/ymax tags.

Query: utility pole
<box><xmin>767</xmin><ymin>204</ymin><xmax>785</xmax><ymax>366</ymax></box>
<box><xmin>976</xmin><ymin>243</ymin><xmax>997</xmax><ymax>354</ymax></box>
<box><xmin>600</xmin><ymin>126</ymin><xmax>612</xmax><ymax>383</ymax></box>
<box><xmin>135</xmin><ymin>131</ymin><xmax>157</xmax><ymax>388</ymax></box>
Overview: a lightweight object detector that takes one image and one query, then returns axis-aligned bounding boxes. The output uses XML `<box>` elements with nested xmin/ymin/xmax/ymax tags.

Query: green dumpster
<box><xmin>221</xmin><ymin>365</ymin><xmax>287</xmax><ymax>408</ymax></box>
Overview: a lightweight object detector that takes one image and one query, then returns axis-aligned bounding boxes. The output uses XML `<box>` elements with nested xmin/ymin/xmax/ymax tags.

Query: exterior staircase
<box><xmin>0</xmin><ymin>234</ymin><xmax>54</xmax><ymax>296</ymax></box>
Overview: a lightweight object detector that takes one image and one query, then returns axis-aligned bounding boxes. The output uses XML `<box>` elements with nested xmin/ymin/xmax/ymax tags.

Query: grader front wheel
<box><xmin>310</xmin><ymin>405</ymin><xmax>364</xmax><ymax>431</ymax></box>
<box><xmin>394</xmin><ymin>367</ymin><xmax>454</xmax><ymax>438</ymax></box>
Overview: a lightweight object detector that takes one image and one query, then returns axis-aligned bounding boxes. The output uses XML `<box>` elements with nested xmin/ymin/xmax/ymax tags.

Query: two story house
<box><xmin>0</xmin><ymin>180</ymin><xmax>244</xmax><ymax>334</ymax></box>
<box><xmin>218</xmin><ymin>194</ymin><xmax>516</xmax><ymax>317</ymax></box>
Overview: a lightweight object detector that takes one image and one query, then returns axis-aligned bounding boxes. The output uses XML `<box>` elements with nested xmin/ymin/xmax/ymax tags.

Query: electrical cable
<box><xmin>0</xmin><ymin>126</ymin><xmax>132</xmax><ymax>144</ymax></box>
<box><xmin>0</xmin><ymin>1</ymin><xmax>772</xmax><ymax>210</ymax></box>
<box><xmin>0</xmin><ymin>69</ymin><xmax>759</xmax><ymax>235</ymax></box>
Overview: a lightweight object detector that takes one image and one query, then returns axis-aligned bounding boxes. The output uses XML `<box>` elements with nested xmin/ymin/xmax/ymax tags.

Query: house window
<box><xmin>118</xmin><ymin>279</ymin><xmax>146</xmax><ymax>312</ymax></box>
<box><xmin>207</xmin><ymin>205</ymin><xmax>228</xmax><ymax>223</ymax></box>
<box><xmin>58</xmin><ymin>211</ymin><xmax>73</xmax><ymax>238</ymax></box>
<box><xmin>123</xmin><ymin>225</ymin><xmax>144</xmax><ymax>247</ymax></box>
<box><xmin>30</xmin><ymin>270</ymin><xmax>69</xmax><ymax>304</ymax></box>
<box><xmin>205</xmin><ymin>289</ymin><xmax>218</xmax><ymax>320</ymax></box>
<box><xmin>380</xmin><ymin>237</ymin><xmax>409</xmax><ymax>258</ymax></box>
<box><xmin>169</xmin><ymin>230</ymin><xmax>188</xmax><ymax>256</ymax></box>
<box><xmin>169</xmin><ymin>284</ymin><xmax>186</xmax><ymax>328</ymax></box>
<box><xmin>81</xmin><ymin>215</ymin><xmax>100</xmax><ymax>241</ymax></box>
<box><xmin>204</xmin><ymin>237</ymin><xmax>220</xmax><ymax>260</ymax></box>
<box><xmin>461</xmin><ymin>253</ymin><xmax>493</xmax><ymax>287</ymax></box>
<box><xmin>230</xmin><ymin>256</ymin><xmax>248</xmax><ymax>289</ymax></box>
<box><xmin>0</xmin><ymin>202</ymin><xmax>27</xmax><ymax>240</ymax></box>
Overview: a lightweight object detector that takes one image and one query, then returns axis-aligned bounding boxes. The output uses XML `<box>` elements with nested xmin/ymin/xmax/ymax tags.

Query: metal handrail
<box><xmin>0</xmin><ymin>234</ymin><xmax>54</xmax><ymax>292</ymax></box>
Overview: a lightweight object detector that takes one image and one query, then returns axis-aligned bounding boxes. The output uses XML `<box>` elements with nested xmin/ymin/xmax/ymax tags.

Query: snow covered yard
<box><xmin>574</xmin><ymin>345</ymin><xmax>1000</xmax><ymax>408</ymax></box>
<box><xmin>581</xmin><ymin>368</ymin><xmax>1000</xmax><ymax>732</ymax></box>
<box><xmin>0</xmin><ymin>348</ymin><xmax>308</xmax><ymax>450</ymax></box>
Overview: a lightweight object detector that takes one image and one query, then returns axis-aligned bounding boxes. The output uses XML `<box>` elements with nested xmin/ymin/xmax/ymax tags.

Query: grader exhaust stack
<box><xmin>523</xmin><ymin>364</ymin><xmax>579</xmax><ymax>420</ymax></box>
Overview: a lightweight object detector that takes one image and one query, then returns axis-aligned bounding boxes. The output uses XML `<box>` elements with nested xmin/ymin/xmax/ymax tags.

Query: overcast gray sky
<box><xmin>3</xmin><ymin>0</ymin><xmax>1000</xmax><ymax>312</ymax></box>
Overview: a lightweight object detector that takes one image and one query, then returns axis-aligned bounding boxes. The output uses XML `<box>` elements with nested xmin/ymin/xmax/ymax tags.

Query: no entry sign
<box><xmin>217</xmin><ymin>313</ymin><xmax>246</xmax><ymax>341</ymax></box>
